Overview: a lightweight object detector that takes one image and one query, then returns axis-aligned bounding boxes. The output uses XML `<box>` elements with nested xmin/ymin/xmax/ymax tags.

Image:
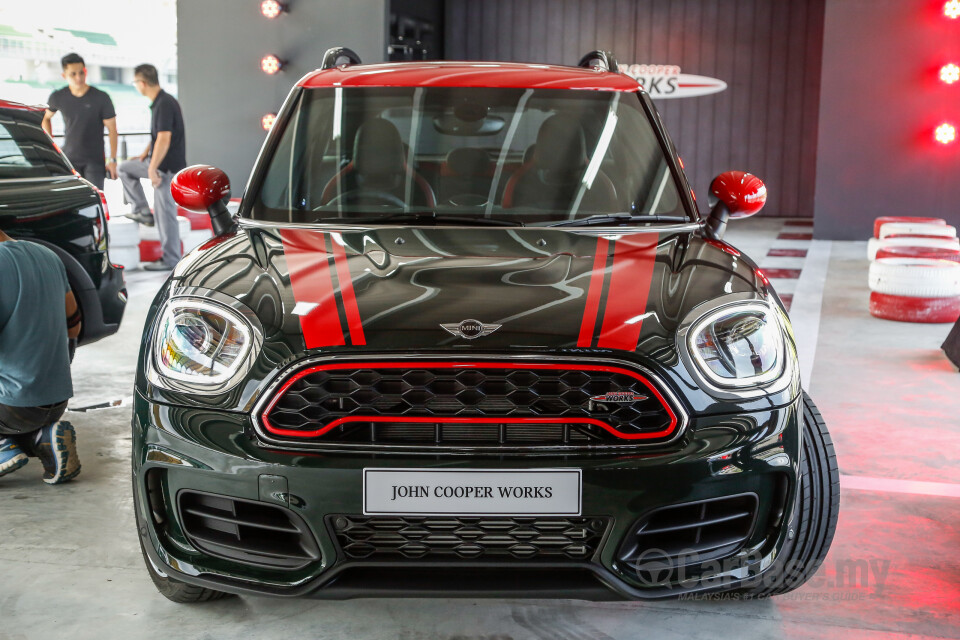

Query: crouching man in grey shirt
<box><xmin>0</xmin><ymin>230</ymin><xmax>82</xmax><ymax>484</ymax></box>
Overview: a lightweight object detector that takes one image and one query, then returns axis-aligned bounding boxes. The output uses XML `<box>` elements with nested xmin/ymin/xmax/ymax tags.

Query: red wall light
<box><xmin>940</xmin><ymin>63</ymin><xmax>960</xmax><ymax>84</ymax></box>
<box><xmin>260</xmin><ymin>0</ymin><xmax>286</xmax><ymax>19</ymax></box>
<box><xmin>946</xmin><ymin>0</ymin><xmax>960</xmax><ymax>19</ymax></box>
<box><xmin>260</xmin><ymin>55</ymin><xmax>284</xmax><ymax>75</ymax></box>
<box><xmin>262</xmin><ymin>113</ymin><xmax>277</xmax><ymax>131</ymax></box>
<box><xmin>935</xmin><ymin>123</ymin><xmax>957</xmax><ymax>144</ymax></box>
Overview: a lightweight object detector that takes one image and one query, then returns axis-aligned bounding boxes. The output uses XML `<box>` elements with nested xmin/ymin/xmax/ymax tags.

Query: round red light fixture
<box><xmin>261</xmin><ymin>113</ymin><xmax>277</xmax><ymax>131</ymax></box>
<box><xmin>260</xmin><ymin>0</ymin><xmax>285</xmax><ymax>19</ymax></box>
<box><xmin>946</xmin><ymin>0</ymin><xmax>960</xmax><ymax>18</ymax></box>
<box><xmin>940</xmin><ymin>63</ymin><xmax>960</xmax><ymax>84</ymax></box>
<box><xmin>935</xmin><ymin>123</ymin><xmax>957</xmax><ymax>145</ymax></box>
<box><xmin>260</xmin><ymin>54</ymin><xmax>283</xmax><ymax>75</ymax></box>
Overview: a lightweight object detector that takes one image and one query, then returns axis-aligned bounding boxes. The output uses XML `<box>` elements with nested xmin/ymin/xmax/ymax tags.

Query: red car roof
<box><xmin>297</xmin><ymin>61</ymin><xmax>641</xmax><ymax>92</ymax></box>
<box><xmin>0</xmin><ymin>99</ymin><xmax>45</xmax><ymax>112</ymax></box>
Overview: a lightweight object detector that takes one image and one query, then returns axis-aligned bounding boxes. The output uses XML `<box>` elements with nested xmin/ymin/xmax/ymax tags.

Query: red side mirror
<box><xmin>171</xmin><ymin>165</ymin><xmax>236</xmax><ymax>237</ymax></box>
<box><xmin>709</xmin><ymin>171</ymin><xmax>767</xmax><ymax>219</ymax></box>
<box><xmin>171</xmin><ymin>165</ymin><xmax>231</xmax><ymax>212</ymax></box>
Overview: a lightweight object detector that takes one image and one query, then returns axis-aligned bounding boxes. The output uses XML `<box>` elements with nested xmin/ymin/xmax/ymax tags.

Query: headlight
<box><xmin>687</xmin><ymin>302</ymin><xmax>785</xmax><ymax>388</ymax></box>
<box><xmin>152</xmin><ymin>298</ymin><xmax>255</xmax><ymax>389</ymax></box>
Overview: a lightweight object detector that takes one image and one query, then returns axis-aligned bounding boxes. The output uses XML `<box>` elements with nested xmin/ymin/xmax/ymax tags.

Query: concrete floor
<box><xmin>1</xmin><ymin>220</ymin><xmax>958</xmax><ymax>639</ymax></box>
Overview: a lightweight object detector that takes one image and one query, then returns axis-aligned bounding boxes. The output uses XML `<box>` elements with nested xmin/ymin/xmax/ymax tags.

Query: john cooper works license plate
<box><xmin>363</xmin><ymin>468</ymin><xmax>582</xmax><ymax>516</ymax></box>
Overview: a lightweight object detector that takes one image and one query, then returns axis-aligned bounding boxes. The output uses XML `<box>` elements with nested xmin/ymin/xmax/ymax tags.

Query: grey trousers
<box><xmin>118</xmin><ymin>158</ymin><xmax>181</xmax><ymax>266</ymax></box>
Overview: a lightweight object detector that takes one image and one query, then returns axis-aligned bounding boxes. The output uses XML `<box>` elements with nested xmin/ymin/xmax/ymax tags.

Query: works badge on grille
<box><xmin>587</xmin><ymin>391</ymin><xmax>649</xmax><ymax>412</ymax></box>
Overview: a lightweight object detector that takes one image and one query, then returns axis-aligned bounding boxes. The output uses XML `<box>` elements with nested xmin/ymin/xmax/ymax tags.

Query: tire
<box><xmin>134</xmin><ymin>475</ymin><xmax>234</xmax><ymax>604</ymax></box>
<box><xmin>878</xmin><ymin>222</ymin><xmax>956</xmax><ymax>239</ymax></box>
<box><xmin>868</xmin><ymin>258</ymin><xmax>960</xmax><ymax>297</ymax></box>
<box><xmin>139</xmin><ymin>239</ymin><xmax>184</xmax><ymax>263</ymax></box>
<box><xmin>140</xmin><ymin>217</ymin><xmax>191</xmax><ymax>241</ymax></box>
<box><xmin>108</xmin><ymin>218</ymin><xmax>140</xmax><ymax>247</ymax></box>
<box><xmin>868</xmin><ymin>236</ymin><xmax>960</xmax><ymax>260</ymax></box>
<box><xmin>109</xmin><ymin>246</ymin><xmax>141</xmax><ymax>270</ymax></box>
<box><xmin>138</xmin><ymin>535</ymin><xmax>234</xmax><ymax>603</ymax></box>
<box><xmin>873</xmin><ymin>216</ymin><xmax>945</xmax><ymax>238</ymax></box>
<box><xmin>741</xmin><ymin>392</ymin><xmax>840</xmax><ymax>597</ymax></box>
<box><xmin>869</xmin><ymin>292</ymin><xmax>960</xmax><ymax>323</ymax></box>
<box><xmin>875</xmin><ymin>246</ymin><xmax>960</xmax><ymax>263</ymax></box>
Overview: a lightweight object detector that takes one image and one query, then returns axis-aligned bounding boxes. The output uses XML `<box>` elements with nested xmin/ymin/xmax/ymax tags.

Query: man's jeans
<box><xmin>118</xmin><ymin>159</ymin><xmax>181</xmax><ymax>267</ymax></box>
<box><xmin>0</xmin><ymin>401</ymin><xmax>68</xmax><ymax>437</ymax></box>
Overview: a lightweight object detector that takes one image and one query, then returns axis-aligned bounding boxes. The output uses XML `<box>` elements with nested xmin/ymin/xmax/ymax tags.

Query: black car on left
<box><xmin>0</xmin><ymin>99</ymin><xmax>126</xmax><ymax>345</ymax></box>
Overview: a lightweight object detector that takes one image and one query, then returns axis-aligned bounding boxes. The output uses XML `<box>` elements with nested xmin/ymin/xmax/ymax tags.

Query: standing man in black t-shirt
<box><xmin>41</xmin><ymin>53</ymin><xmax>119</xmax><ymax>189</ymax></box>
<box><xmin>119</xmin><ymin>63</ymin><xmax>187</xmax><ymax>271</ymax></box>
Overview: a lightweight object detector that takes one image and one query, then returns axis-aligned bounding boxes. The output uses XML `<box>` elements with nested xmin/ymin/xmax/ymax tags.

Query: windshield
<box><xmin>250</xmin><ymin>87</ymin><xmax>687</xmax><ymax>226</ymax></box>
<box><xmin>0</xmin><ymin>110</ymin><xmax>73</xmax><ymax>180</ymax></box>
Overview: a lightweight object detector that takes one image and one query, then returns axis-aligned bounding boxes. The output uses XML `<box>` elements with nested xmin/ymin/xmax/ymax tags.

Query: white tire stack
<box><xmin>868</xmin><ymin>218</ymin><xmax>960</xmax><ymax>323</ymax></box>
<box><xmin>867</xmin><ymin>217</ymin><xmax>957</xmax><ymax>260</ymax></box>
<box><xmin>107</xmin><ymin>218</ymin><xmax>141</xmax><ymax>270</ymax></box>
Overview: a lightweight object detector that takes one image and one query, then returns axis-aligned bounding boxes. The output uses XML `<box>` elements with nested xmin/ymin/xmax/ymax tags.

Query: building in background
<box><xmin>0</xmin><ymin>0</ymin><xmax>176</xmax><ymax>157</ymax></box>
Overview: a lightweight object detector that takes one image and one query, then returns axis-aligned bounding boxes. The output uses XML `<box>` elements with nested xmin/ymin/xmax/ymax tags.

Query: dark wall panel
<box><xmin>178</xmin><ymin>0</ymin><xmax>386</xmax><ymax>187</ymax></box>
<box><xmin>445</xmin><ymin>0</ymin><xmax>826</xmax><ymax>218</ymax></box>
<box><xmin>814</xmin><ymin>0</ymin><xmax>960</xmax><ymax>240</ymax></box>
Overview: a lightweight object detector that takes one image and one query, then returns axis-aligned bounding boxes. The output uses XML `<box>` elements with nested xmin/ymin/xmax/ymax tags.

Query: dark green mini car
<box><xmin>133</xmin><ymin>49</ymin><xmax>838</xmax><ymax>602</ymax></box>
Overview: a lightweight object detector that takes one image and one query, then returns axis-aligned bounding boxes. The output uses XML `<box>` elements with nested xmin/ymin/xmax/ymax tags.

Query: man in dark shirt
<box><xmin>41</xmin><ymin>53</ymin><xmax>119</xmax><ymax>189</ymax></box>
<box><xmin>119</xmin><ymin>63</ymin><xmax>187</xmax><ymax>271</ymax></box>
<box><xmin>0</xmin><ymin>230</ymin><xmax>82</xmax><ymax>484</ymax></box>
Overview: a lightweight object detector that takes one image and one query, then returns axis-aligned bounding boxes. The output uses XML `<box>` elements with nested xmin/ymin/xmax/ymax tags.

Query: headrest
<box><xmin>444</xmin><ymin>147</ymin><xmax>491</xmax><ymax>177</ymax></box>
<box><xmin>522</xmin><ymin>143</ymin><xmax>537</xmax><ymax>165</ymax></box>
<box><xmin>534</xmin><ymin>115</ymin><xmax>586</xmax><ymax>175</ymax></box>
<box><xmin>353</xmin><ymin>118</ymin><xmax>405</xmax><ymax>177</ymax></box>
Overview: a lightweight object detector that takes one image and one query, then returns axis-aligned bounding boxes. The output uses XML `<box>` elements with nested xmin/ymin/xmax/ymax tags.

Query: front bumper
<box><xmin>132</xmin><ymin>392</ymin><xmax>802</xmax><ymax>600</ymax></box>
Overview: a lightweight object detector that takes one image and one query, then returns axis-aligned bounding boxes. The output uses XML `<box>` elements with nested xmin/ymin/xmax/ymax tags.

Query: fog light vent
<box><xmin>178</xmin><ymin>490</ymin><xmax>320</xmax><ymax>570</ymax></box>
<box><xmin>618</xmin><ymin>493</ymin><xmax>758</xmax><ymax>570</ymax></box>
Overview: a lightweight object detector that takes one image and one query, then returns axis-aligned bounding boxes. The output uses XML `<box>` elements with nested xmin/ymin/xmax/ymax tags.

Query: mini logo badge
<box><xmin>440</xmin><ymin>319</ymin><xmax>501</xmax><ymax>340</ymax></box>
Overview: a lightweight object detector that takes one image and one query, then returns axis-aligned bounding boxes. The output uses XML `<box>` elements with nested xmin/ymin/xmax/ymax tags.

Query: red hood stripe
<box><xmin>577</xmin><ymin>236</ymin><xmax>610</xmax><ymax>347</ymax></box>
<box><xmin>330</xmin><ymin>233</ymin><xmax>366</xmax><ymax>345</ymax></box>
<box><xmin>596</xmin><ymin>234</ymin><xmax>658</xmax><ymax>350</ymax></box>
<box><xmin>279</xmin><ymin>229</ymin><xmax>345</xmax><ymax>348</ymax></box>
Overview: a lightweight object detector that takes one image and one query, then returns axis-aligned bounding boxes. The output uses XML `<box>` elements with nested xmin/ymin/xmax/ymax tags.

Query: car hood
<box><xmin>172</xmin><ymin>224</ymin><xmax>768</xmax><ymax>357</ymax></box>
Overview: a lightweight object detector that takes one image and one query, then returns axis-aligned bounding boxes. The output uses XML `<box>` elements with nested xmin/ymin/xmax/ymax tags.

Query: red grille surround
<box><xmin>259</xmin><ymin>361</ymin><xmax>680</xmax><ymax>444</ymax></box>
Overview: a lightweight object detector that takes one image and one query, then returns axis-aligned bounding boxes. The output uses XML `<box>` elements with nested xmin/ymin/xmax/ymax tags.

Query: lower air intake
<box><xmin>618</xmin><ymin>493</ymin><xmax>758</xmax><ymax>570</ymax></box>
<box><xmin>178</xmin><ymin>491</ymin><xmax>320</xmax><ymax>570</ymax></box>
<box><xmin>331</xmin><ymin>515</ymin><xmax>609</xmax><ymax>562</ymax></box>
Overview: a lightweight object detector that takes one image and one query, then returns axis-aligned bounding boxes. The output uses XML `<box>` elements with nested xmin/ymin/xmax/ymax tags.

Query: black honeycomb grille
<box><xmin>262</xmin><ymin>362</ymin><xmax>676</xmax><ymax>447</ymax></box>
<box><xmin>330</xmin><ymin>515</ymin><xmax>609</xmax><ymax>561</ymax></box>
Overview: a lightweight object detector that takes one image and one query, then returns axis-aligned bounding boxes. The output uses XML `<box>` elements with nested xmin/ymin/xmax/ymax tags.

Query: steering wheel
<box><xmin>328</xmin><ymin>189</ymin><xmax>406</xmax><ymax>208</ymax></box>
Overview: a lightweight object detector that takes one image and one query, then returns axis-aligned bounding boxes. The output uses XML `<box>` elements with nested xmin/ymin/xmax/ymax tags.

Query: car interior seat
<box><xmin>321</xmin><ymin>118</ymin><xmax>435</xmax><ymax>207</ymax></box>
<box><xmin>502</xmin><ymin>115</ymin><xmax>617</xmax><ymax>214</ymax></box>
<box><xmin>439</xmin><ymin>147</ymin><xmax>494</xmax><ymax>205</ymax></box>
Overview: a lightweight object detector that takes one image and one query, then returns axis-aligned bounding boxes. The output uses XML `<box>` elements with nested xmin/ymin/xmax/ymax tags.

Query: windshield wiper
<box><xmin>547</xmin><ymin>214</ymin><xmax>690</xmax><ymax>228</ymax></box>
<box><xmin>322</xmin><ymin>212</ymin><xmax>523</xmax><ymax>227</ymax></box>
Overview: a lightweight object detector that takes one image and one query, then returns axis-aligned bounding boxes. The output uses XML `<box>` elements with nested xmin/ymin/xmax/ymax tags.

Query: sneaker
<box><xmin>142</xmin><ymin>260</ymin><xmax>173</xmax><ymax>272</ymax></box>
<box><xmin>35</xmin><ymin>421</ymin><xmax>81</xmax><ymax>484</ymax></box>
<box><xmin>0</xmin><ymin>438</ymin><xmax>28</xmax><ymax>478</ymax></box>
<box><xmin>124</xmin><ymin>211</ymin><xmax>155</xmax><ymax>227</ymax></box>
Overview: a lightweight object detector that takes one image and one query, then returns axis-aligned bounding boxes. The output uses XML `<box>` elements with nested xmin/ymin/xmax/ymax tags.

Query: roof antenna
<box><xmin>321</xmin><ymin>47</ymin><xmax>362</xmax><ymax>70</ymax></box>
<box><xmin>577</xmin><ymin>50</ymin><xmax>620</xmax><ymax>73</ymax></box>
